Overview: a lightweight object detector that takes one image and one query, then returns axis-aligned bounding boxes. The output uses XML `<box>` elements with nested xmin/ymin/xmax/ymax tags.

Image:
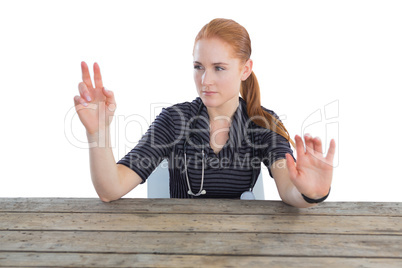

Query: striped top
<box><xmin>117</xmin><ymin>97</ymin><xmax>294</xmax><ymax>198</ymax></box>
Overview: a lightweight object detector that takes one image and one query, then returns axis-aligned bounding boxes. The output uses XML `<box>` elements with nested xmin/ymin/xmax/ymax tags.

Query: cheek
<box><xmin>219</xmin><ymin>73</ymin><xmax>240</xmax><ymax>89</ymax></box>
<box><xmin>193</xmin><ymin>72</ymin><xmax>201</xmax><ymax>86</ymax></box>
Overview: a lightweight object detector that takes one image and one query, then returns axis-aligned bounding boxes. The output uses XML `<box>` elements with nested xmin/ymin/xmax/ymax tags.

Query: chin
<box><xmin>199</xmin><ymin>96</ymin><xmax>221</xmax><ymax>108</ymax></box>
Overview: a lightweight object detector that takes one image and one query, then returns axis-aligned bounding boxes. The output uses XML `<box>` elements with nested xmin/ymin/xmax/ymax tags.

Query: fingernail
<box><xmin>83</xmin><ymin>102</ymin><xmax>88</xmax><ymax>107</ymax></box>
<box><xmin>86</xmin><ymin>95</ymin><xmax>92</xmax><ymax>102</ymax></box>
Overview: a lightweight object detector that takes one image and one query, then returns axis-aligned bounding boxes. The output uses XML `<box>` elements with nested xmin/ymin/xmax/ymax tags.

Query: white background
<box><xmin>1</xmin><ymin>0</ymin><xmax>401</xmax><ymax>201</ymax></box>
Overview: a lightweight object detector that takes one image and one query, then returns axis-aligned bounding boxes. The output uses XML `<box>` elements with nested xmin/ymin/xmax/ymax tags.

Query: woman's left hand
<box><xmin>285</xmin><ymin>134</ymin><xmax>336</xmax><ymax>199</ymax></box>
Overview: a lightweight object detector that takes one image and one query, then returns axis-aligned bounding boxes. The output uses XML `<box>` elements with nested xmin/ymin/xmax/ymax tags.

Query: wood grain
<box><xmin>0</xmin><ymin>198</ymin><xmax>401</xmax><ymax>267</ymax></box>
<box><xmin>1</xmin><ymin>253</ymin><xmax>401</xmax><ymax>268</ymax></box>
<box><xmin>1</xmin><ymin>198</ymin><xmax>401</xmax><ymax>216</ymax></box>
<box><xmin>1</xmin><ymin>231</ymin><xmax>401</xmax><ymax>258</ymax></box>
<box><xmin>1</xmin><ymin>213</ymin><xmax>401</xmax><ymax>235</ymax></box>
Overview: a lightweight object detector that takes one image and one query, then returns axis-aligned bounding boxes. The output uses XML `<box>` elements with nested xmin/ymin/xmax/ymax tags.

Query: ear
<box><xmin>241</xmin><ymin>59</ymin><xmax>253</xmax><ymax>81</ymax></box>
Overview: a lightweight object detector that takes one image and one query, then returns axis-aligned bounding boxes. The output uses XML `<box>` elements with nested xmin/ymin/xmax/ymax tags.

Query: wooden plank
<box><xmin>1</xmin><ymin>231</ymin><xmax>401</xmax><ymax>258</ymax></box>
<box><xmin>1</xmin><ymin>213</ymin><xmax>401</xmax><ymax>235</ymax></box>
<box><xmin>1</xmin><ymin>252</ymin><xmax>401</xmax><ymax>268</ymax></box>
<box><xmin>0</xmin><ymin>198</ymin><xmax>401</xmax><ymax>216</ymax></box>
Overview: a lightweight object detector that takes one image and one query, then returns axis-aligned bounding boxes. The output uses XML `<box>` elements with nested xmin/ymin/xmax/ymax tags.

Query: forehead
<box><xmin>193</xmin><ymin>38</ymin><xmax>236</xmax><ymax>62</ymax></box>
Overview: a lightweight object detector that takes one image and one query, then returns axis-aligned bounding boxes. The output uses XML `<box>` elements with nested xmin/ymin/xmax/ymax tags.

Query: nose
<box><xmin>201</xmin><ymin>70</ymin><xmax>213</xmax><ymax>86</ymax></box>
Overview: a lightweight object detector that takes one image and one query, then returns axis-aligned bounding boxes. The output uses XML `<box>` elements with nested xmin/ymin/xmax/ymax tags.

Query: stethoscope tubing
<box><xmin>183</xmin><ymin>101</ymin><xmax>257</xmax><ymax>197</ymax></box>
<box><xmin>184</xmin><ymin>149</ymin><xmax>206</xmax><ymax>196</ymax></box>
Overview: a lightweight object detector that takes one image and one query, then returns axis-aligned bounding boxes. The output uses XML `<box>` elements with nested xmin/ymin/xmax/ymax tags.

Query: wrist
<box><xmin>86</xmin><ymin>127</ymin><xmax>111</xmax><ymax>147</ymax></box>
<box><xmin>301</xmin><ymin>188</ymin><xmax>331</xmax><ymax>204</ymax></box>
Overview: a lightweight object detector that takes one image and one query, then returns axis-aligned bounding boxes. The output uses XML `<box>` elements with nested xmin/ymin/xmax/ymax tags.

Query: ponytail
<box><xmin>241</xmin><ymin>71</ymin><xmax>296</xmax><ymax>148</ymax></box>
<box><xmin>195</xmin><ymin>18</ymin><xmax>295</xmax><ymax>148</ymax></box>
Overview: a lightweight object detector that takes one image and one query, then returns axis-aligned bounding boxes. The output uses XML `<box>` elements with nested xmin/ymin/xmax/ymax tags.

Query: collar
<box><xmin>193</xmin><ymin>97</ymin><xmax>250</xmax><ymax>158</ymax></box>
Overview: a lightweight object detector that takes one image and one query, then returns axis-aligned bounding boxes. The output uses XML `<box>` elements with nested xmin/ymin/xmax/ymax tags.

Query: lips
<box><xmin>202</xmin><ymin>91</ymin><xmax>217</xmax><ymax>95</ymax></box>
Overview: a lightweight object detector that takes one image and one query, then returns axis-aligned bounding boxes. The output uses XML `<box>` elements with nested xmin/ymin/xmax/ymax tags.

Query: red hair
<box><xmin>194</xmin><ymin>18</ymin><xmax>295</xmax><ymax>148</ymax></box>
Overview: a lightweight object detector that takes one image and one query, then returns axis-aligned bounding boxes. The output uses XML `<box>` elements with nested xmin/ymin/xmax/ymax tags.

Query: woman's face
<box><xmin>193</xmin><ymin>38</ymin><xmax>252</xmax><ymax>109</ymax></box>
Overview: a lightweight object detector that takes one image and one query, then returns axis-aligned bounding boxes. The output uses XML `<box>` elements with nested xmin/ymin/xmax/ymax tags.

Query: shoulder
<box><xmin>164</xmin><ymin>97</ymin><xmax>201</xmax><ymax>116</ymax></box>
<box><xmin>155</xmin><ymin>97</ymin><xmax>202</xmax><ymax>127</ymax></box>
<box><xmin>241</xmin><ymin>105</ymin><xmax>281</xmax><ymax>132</ymax></box>
<box><xmin>239</xmin><ymin>97</ymin><xmax>281</xmax><ymax>123</ymax></box>
<box><xmin>261</xmin><ymin>105</ymin><xmax>281</xmax><ymax>121</ymax></box>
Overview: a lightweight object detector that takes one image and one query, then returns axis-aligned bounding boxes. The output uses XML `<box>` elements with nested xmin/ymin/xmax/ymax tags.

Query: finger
<box><xmin>81</xmin><ymin>61</ymin><xmax>94</xmax><ymax>89</ymax></box>
<box><xmin>103</xmin><ymin>87</ymin><xmax>117</xmax><ymax>111</ymax></box>
<box><xmin>78</xmin><ymin>82</ymin><xmax>92</xmax><ymax>102</ymax></box>
<box><xmin>103</xmin><ymin>87</ymin><xmax>116</xmax><ymax>104</ymax></box>
<box><xmin>325</xmin><ymin>139</ymin><xmax>336</xmax><ymax>163</ymax></box>
<box><xmin>304</xmin><ymin>134</ymin><xmax>314</xmax><ymax>155</ymax></box>
<box><xmin>286</xmin><ymin>153</ymin><xmax>298</xmax><ymax>180</ymax></box>
<box><xmin>294</xmin><ymin>135</ymin><xmax>305</xmax><ymax>160</ymax></box>
<box><xmin>73</xmin><ymin>95</ymin><xmax>88</xmax><ymax>107</ymax></box>
<box><xmin>93</xmin><ymin>62</ymin><xmax>103</xmax><ymax>89</ymax></box>
<box><xmin>313</xmin><ymin>136</ymin><xmax>323</xmax><ymax>155</ymax></box>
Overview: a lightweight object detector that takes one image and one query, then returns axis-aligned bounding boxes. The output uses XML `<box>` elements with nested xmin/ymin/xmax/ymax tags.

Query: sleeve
<box><xmin>117</xmin><ymin>107</ymin><xmax>176</xmax><ymax>184</ymax></box>
<box><xmin>260</xmin><ymin>112</ymin><xmax>295</xmax><ymax>178</ymax></box>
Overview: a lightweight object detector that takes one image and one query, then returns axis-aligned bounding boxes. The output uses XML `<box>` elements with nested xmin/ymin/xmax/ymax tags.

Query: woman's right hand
<box><xmin>73</xmin><ymin>62</ymin><xmax>116</xmax><ymax>135</ymax></box>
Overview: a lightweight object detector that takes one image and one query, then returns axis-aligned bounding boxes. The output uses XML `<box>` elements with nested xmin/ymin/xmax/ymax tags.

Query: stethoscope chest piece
<box><xmin>187</xmin><ymin>189</ymin><xmax>206</xmax><ymax>196</ymax></box>
<box><xmin>240</xmin><ymin>191</ymin><xmax>256</xmax><ymax>200</ymax></box>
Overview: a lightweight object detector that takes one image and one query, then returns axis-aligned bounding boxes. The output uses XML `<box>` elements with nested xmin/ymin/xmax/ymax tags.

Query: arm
<box><xmin>271</xmin><ymin>134</ymin><xmax>335</xmax><ymax>208</ymax></box>
<box><xmin>87</xmin><ymin>129</ymin><xmax>143</xmax><ymax>202</ymax></box>
<box><xmin>74</xmin><ymin>62</ymin><xmax>142</xmax><ymax>202</ymax></box>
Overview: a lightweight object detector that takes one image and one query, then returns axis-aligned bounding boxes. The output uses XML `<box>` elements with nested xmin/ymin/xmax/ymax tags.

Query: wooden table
<box><xmin>0</xmin><ymin>198</ymin><xmax>401</xmax><ymax>267</ymax></box>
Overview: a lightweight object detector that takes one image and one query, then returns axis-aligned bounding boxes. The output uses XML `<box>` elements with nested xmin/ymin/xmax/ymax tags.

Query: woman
<box><xmin>73</xmin><ymin>18</ymin><xmax>335</xmax><ymax>208</ymax></box>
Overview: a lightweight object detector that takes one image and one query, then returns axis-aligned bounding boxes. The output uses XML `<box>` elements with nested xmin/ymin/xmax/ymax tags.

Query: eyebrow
<box><xmin>193</xmin><ymin>61</ymin><xmax>229</xmax><ymax>66</ymax></box>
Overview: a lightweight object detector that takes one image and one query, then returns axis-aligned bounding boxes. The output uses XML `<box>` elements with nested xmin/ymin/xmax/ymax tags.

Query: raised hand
<box><xmin>73</xmin><ymin>62</ymin><xmax>116</xmax><ymax>135</ymax></box>
<box><xmin>285</xmin><ymin>134</ymin><xmax>336</xmax><ymax>199</ymax></box>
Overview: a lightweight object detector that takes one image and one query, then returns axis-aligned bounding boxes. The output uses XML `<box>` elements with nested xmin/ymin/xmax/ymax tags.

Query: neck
<box><xmin>206</xmin><ymin>96</ymin><xmax>239</xmax><ymax>125</ymax></box>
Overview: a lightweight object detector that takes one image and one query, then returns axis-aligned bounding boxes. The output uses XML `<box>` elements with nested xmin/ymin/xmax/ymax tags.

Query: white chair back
<box><xmin>147</xmin><ymin>160</ymin><xmax>265</xmax><ymax>200</ymax></box>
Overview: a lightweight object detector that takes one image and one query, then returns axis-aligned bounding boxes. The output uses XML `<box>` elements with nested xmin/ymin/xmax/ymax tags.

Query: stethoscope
<box><xmin>183</xmin><ymin>101</ymin><xmax>257</xmax><ymax>200</ymax></box>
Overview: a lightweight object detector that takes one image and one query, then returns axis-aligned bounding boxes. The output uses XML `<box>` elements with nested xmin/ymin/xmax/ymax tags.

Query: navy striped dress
<box><xmin>117</xmin><ymin>97</ymin><xmax>294</xmax><ymax>198</ymax></box>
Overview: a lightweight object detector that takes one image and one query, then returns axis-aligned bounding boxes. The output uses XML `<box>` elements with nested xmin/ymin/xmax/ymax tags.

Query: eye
<box><xmin>193</xmin><ymin>65</ymin><xmax>203</xmax><ymax>70</ymax></box>
<box><xmin>215</xmin><ymin>66</ymin><xmax>225</xmax><ymax>71</ymax></box>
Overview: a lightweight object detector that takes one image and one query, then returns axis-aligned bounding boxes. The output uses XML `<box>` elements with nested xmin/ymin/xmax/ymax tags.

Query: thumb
<box><xmin>103</xmin><ymin>87</ymin><xmax>117</xmax><ymax>111</ymax></box>
<box><xmin>286</xmin><ymin>153</ymin><xmax>298</xmax><ymax>180</ymax></box>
